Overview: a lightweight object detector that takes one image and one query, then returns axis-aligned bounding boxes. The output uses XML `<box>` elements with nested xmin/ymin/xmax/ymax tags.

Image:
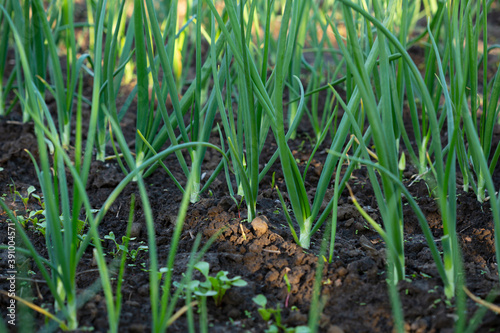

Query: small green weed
<box><xmin>252</xmin><ymin>294</ymin><xmax>310</xmax><ymax>333</ymax></box>
<box><xmin>104</xmin><ymin>232</ymin><xmax>148</xmax><ymax>261</ymax></box>
<box><xmin>175</xmin><ymin>261</ymin><xmax>247</xmax><ymax>307</ymax></box>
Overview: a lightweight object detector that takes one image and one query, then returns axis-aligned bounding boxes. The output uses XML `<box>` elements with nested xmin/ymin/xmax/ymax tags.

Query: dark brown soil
<box><xmin>2</xmin><ymin>98</ymin><xmax>500</xmax><ymax>333</ymax></box>
<box><xmin>2</xmin><ymin>5</ymin><xmax>500</xmax><ymax>333</ymax></box>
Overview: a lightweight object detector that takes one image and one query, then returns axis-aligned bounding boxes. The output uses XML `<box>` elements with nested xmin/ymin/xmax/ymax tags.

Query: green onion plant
<box><xmin>2</xmin><ymin>0</ymin><xmax>500</xmax><ymax>331</ymax></box>
<box><xmin>330</xmin><ymin>0</ymin><xmax>500</xmax><ymax>330</ymax></box>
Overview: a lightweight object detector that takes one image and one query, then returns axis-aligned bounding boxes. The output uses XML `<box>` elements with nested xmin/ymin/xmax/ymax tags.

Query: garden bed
<box><xmin>2</xmin><ymin>1</ymin><xmax>500</xmax><ymax>332</ymax></box>
<box><xmin>2</xmin><ymin>101</ymin><xmax>500</xmax><ymax>332</ymax></box>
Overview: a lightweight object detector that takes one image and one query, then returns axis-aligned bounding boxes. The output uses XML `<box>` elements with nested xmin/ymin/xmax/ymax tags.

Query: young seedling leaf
<box><xmin>252</xmin><ymin>294</ymin><xmax>267</xmax><ymax>307</ymax></box>
<box><xmin>194</xmin><ymin>261</ymin><xmax>210</xmax><ymax>278</ymax></box>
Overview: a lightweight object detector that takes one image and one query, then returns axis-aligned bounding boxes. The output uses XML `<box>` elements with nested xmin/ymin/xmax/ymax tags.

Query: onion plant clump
<box><xmin>1</xmin><ymin>0</ymin><xmax>500</xmax><ymax>332</ymax></box>
<box><xmin>0</xmin><ymin>9</ymin><xmax>226</xmax><ymax>328</ymax></box>
<box><xmin>328</xmin><ymin>0</ymin><xmax>500</xmax><ymax>329</ymax></box>
<box><xmin>0</xmin><ymin>0</ymin><xmax>226</xmax><ymax>331</ymax></box>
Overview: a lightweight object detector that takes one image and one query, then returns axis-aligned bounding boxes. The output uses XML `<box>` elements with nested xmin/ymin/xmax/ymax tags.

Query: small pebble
<box><xmin>128</xmin><ymin>324</ymin><xmax>146</xmax><ymax>333</ymax></box>
<box><xmin>411</xmin><ymin>318</ymin><xmax>428</xmax><ymax>333</ymax></box>
<box><xmin>354</xmin><ymin>221</ymin><xmax>365</xmax><ymax>232</ymax></box>
<box><xmin>265</xmin><ymin>270</ymin><xmax>280</xmax><ymax>283</ymax></box>
<box><xmin>138</xmin><ymin>284</ymin><xmax>149</xmax><ymax>297</ymax></box>
<box><xmin>130</xmin><ymin>222</ymin><xmax>142</xmax><ymax>237</ymax></box>
<box><xmin>327</xmin><ymin>325</ymin><xmax>345</xmax><ymax>333</ymax></box>
<box><xmin>337</xmin><ymin>266</ymin><xmax>348</xmax><ymax>277</ymax></box>
<box><xmin>251</xmin><ymin>216</ymin><xmax>269</xmax><ymax>237</ymax></box>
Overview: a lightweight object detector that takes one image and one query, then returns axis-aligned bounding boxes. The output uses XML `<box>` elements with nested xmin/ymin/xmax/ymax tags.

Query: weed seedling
<box><xmin>15</xmin><ymin>185</ymin><xmax>36</xmax><ymax>211</ymax></box>
<box><xmin>175</xmin><ymin>261</ymin><xmax>247</xmax><ymax>307</ymax></box>
<box><xmin>253</xmin><ymin>294</ymin><xmax>283</xmax><ymax>331</ymax></box>
<box><xmin>231</xmin><ymin>195</ymin><xmax>245</xmax><ymax>219</ymax></box>
<box><xmin>194</xmin><ymin>261</ymin><xmax>247</xmax><ymax>306</ymax></box>
<box><xmin>283</xmin><ymin>268</ymin><xmax>292</xmax><ymax>308</ymax></box>
<box><xmin>244</xmin><ymin>310</ymin><xmax>252</xmax><ymax>319</ymax></box>
<box><xmin>252</xmin><ymin>294</ymin><xmax>309</xmax><ymax>333</ymax></box>
<box><xmin>129</xmin><ymin>243</ymin><xmax>148</xmax><ymax>261</ymax></box>
<box><xmin>104</xmin><ymin>232</ymin><xmax>136</xmax><ymax>258</ymax></box>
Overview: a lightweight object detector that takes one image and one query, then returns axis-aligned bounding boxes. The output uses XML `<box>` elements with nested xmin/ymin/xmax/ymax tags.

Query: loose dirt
<box><xmin>2</xmin><ymin>5</ymin><xmax>500</xmax><ymax>332</ymax></box>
